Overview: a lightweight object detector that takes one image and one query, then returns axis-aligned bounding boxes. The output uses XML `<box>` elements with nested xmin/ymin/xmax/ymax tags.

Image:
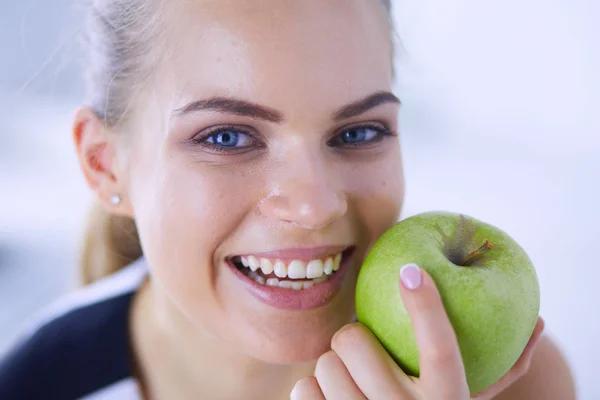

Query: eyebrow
<box><xmin>174</xmin><ymin>97</ymin><xmax>284</xmax><ymax>123</ymax></box>
<box><xmin>173</xmin><ymin>91</ymin><xmax>400</xmax><ymax>123</ymax></box>
<box><xmin>332</xmin><ymin>91</ymin><xmax>401</xmax><ymax>121</ymax></box>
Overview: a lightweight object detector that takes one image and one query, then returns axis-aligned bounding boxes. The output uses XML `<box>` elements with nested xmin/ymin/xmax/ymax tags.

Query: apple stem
<box><xmin>463</xmin><ymin>240</ymin><xmax>493</xmax><ymax>266</ymax></box>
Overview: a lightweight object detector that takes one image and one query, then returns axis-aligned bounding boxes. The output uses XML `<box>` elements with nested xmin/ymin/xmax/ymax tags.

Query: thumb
<box><xmin>398</xmin><ymin>264</ymin><xmax>470</xmax><ymax>399</ymax></box>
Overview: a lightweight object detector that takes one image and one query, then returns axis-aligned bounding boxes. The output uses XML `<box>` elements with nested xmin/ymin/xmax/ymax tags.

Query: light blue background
<box><xmin>1</xmin><ymin>0</ymin><xmax>598</xmax><ymax>398</ymax></box>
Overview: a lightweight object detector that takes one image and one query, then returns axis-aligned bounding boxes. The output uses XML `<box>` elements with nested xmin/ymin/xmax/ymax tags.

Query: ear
<box><xmin>72</xmin><ymin>107</ymin><xmax>134</xmax><ymax>218</ymax></box>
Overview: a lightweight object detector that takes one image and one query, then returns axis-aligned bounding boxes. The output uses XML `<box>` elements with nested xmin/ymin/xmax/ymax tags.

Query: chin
<box><xmin>239</xmin><ymin>295</ymin><xmax>357</xmax><ymax>365</ymax></box>
<box><xmin>256</xmin><ymin>344</ymin><xmax>329</xmax><ymax>365</ymax></box>
<box><xmin>218</xmin><ymin>246</ymin><xmax>362</xmax><ymax>364</ymax></box>
<box><xmin>244</xmin><ymin>326</ymin><xmax>340</xmax><ymax>365</ymax></box>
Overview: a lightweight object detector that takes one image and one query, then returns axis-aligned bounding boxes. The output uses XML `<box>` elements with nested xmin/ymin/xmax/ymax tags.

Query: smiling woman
<box><xmin>0</xmin><ymin>0</ymin><xmax>576</xmax><ymax>399</ymax></box>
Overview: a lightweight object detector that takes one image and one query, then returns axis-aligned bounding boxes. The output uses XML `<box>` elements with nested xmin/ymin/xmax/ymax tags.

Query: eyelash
<box><xmin>191</xmin><ymin>123</ymin><xmax>396</xmax><ymax>154</ymax></box>
<box><xmin>191</xmin><ymin>125</ymin><xmax>261</xmax><ymax>154</ymax></box>
<box><xmin>326</xmin><ymin>123</ymin><xmax>396</xmax><ymax>148</ymax></box>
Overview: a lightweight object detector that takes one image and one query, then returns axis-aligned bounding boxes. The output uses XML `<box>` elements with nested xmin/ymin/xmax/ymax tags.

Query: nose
<box><xmin>258</xmin><ymin>153</ymin><xmax>348</xmax><ymax>230</ymax></box>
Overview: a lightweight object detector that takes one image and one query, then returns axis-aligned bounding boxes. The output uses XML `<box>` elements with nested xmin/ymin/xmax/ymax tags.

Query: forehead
<box><xmin>159</xmin><ymin>0</ymin><xmax>393</xmax><ymax>116</ymax></box>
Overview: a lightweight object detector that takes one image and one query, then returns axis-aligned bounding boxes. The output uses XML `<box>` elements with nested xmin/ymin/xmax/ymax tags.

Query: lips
<box><xmin>227</xmin><ymin>246</ymin><xmax>355</xmax><ymax>310</ymax></box>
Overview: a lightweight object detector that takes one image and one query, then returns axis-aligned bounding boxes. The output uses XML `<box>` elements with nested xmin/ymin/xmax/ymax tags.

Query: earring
<box><xmin>110</xmin><ymin>194</ymin><xmax>122</xmax><ymax>205</ymax></box>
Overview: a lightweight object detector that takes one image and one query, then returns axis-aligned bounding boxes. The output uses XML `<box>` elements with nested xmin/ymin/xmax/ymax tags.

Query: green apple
<box><xmin>355</xmin><ymin>211</ymin><xmax>540</xmax><ymax>394</ymax></box>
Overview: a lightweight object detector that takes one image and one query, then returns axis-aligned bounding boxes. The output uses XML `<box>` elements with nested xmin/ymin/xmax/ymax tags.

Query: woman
<box><xmin>0</xmin><ymin>0</ymin><xmax>576</xmax><ymax>399</ymax></box>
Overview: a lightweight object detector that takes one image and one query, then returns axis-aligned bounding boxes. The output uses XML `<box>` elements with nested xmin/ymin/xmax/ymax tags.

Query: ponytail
<box><xmin>79</xmin><ymin>203</ymin><xmax>143</xmax><ymax>286</ymax></box>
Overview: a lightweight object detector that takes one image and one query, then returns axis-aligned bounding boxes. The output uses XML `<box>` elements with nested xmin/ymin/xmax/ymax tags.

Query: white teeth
<box><xmin>249</xmin><ymin>276</ymin><xmax>326</xmax><ymax>289</ymax></box>
<box><xmin>323</xmin><ymin>257</ymin><xmax>334</xmax><ymax>275</ymax></box>
<box><xmin>287</xmin><ymin>260</ymin><xmax>307</xmax><ymax>279</ymax></box>
<box><xmin>248</xmin><ymin>270</ymin><xmax>265</xmax><ymax>285</ymax></box>
<box><xmin>278</xmin><ymin>280</ymin><xmax>293</xmax><ymax>289</ymax></box>
<box><xmin>306</xmin><ymin>259</ymin><xmax>324</xmax><ymax>279</ymax></box>
<box><xmin>248</xmin><ymin>256</ymin><xmax>260</xmax><ymax>271</ymax></box>
<box><xmin>274</xmin><ymin>261</ymin><xmax>287</xmax><ymax>278</ymax></box>
<box><xmin>333</xmin><ymin>253</ymin><xmax>342</xmax><ymax>271</ymax></box>
<box><xmin>260</xmin><ymin>258</ymin><xmax>274</xmax><ymax>275</ymax></box>
<box><xmin>237</xmin><ymin>251</ymin><xmax>345</xmax><ymax>285</ymax></box>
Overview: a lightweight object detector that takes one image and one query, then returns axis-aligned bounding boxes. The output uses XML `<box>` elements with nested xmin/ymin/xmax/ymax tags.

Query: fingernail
<box><xmin>400</xmin><ymin>264</ymin><xmax>422</xmax><ymax>290</ymax></box>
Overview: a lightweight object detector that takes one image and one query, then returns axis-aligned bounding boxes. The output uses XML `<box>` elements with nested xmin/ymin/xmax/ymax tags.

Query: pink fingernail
<box><xmin>400</xmin><ymin>264</ymin><xmax>422</xmax><ymax>290</ymax></box>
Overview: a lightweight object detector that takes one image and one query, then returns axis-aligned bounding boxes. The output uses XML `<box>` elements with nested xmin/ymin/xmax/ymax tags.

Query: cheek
<box><xmin>345</xmin><ymin>154</ymin><xmax>405</xmax><ymax>242</ymax></box>
<box><xmin>129</xmin><ymin>152</ymin><xmax>261</xmax><ymax>309</ymax></box>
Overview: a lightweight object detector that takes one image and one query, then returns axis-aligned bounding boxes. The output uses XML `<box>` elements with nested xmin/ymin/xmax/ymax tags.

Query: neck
<box><xmin>130</xmin><ymin>278</ymin><xmax>315</xmax><ymax>400</ymax></box>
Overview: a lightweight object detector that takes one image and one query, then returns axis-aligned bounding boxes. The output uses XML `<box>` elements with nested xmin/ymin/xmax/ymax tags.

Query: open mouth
<box><xmin>230</xmin><ymin>247</ymin><xmax>355</xmax><ymax>290</ymax></box>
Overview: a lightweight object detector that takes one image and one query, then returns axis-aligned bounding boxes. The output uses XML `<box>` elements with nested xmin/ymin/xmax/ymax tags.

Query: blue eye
<box><xmin>330</xmin><ymin>125</ymin><xmax>393</xmax><ymax>147</ymax></box>
<box><xmin>340</xmin><ymin>127</ymin><xmax>378</xmax><ymax>144</ymax></box>
<box><xmin>203</xmin><ymin>128</ymin><xmax>254</xmax><ymax>148</ymax></box>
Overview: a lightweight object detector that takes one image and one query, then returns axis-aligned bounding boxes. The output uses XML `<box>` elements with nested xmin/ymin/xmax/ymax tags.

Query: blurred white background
<box><xmin>0</xmin><ymin>0</ymin><xmax>598</xmax><ymax>398</ymax></box>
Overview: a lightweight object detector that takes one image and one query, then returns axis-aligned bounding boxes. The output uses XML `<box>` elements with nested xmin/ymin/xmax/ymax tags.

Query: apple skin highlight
<box><xmin>355</xmin><ymin>211</ymin><xmax>540</xmax><ymax>394</ymax></box>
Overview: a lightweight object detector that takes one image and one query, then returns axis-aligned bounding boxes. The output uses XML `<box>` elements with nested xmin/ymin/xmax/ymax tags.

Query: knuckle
<box><xmin>510</xmin><ymin>351</ymin><xmax>534</xmax><ymax>377</ymax></box>
<box><xmin>291</xmin><ymin>376</ymin><xmax>320</xmax><ymax>399</ymax></box>
<box><xmin>515</xmin><ymin>357</ymin><xmax>532</xmax><ymax>376</ymax></box>
<box><xmin>424</xmin><ymin>342</ymin><xmax>459</xmax><ymax>366</ymax></box>
<box><xmin>331</xmin><ymin>322</ymin><xmax>365</xmax><ymax>351</ymax></box>
<box><xmin>314</xmin><ymin>350</ymin><xmax>341</xmax><ymax>377</ymax></box>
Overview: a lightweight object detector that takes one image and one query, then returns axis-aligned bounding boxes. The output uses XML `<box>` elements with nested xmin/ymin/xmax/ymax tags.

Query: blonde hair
<box><xmin>79</xmin><ymin>0</ymin><xmax>396</xmax><ymax>285</ymax></box>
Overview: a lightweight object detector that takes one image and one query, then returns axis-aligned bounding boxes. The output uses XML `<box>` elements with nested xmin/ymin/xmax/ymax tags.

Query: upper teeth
<box><xmin>240</xmin><ymin>253</ymin><xmax>342</xmax><ymax>279</ymax></box>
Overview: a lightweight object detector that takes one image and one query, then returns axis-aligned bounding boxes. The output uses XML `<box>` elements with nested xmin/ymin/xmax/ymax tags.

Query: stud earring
<box><xmin>110</xmin><ymin>194</ymin><xmax>122</xmax><ymax>205</ymax></box>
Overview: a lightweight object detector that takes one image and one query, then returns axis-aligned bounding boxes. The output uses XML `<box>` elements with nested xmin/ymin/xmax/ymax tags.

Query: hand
<box><xmin>291</xmin><ymin>264</ymin><xmax>545</xmax><ymax>400</ymax></box>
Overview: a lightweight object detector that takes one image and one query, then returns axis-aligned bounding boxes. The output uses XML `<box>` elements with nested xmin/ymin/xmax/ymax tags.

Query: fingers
<box><xmin>471</xmin><ymin>316</ymin><xmax>545</xmax><ymax>400</ymax></box>
<box><xmin>398</xmin><ymin>264</ymin><xmax>470</xmax><ymax>399</ymax></box>
<box><xmin>314</xmin><ymin>350</ymin><xmax>366</xmax><ymax>400</ymax></box>
<box><xmin>515</xmin><ymin>317</ymin><xmax>545</xmax><ymax>371</ymax></box>
<box><xmin>506</xmin><ymin>317</ymin><xmax>545</xmax><ymax>376</ymax></box>
<box><xmin>294</xmin><ymin>325</ymin><xmax>412</xmax><ymax>400</ymax></box>
<box><xmin>330</xmin><ymin>323</ymin><xmax>413</xmax><ymax>400</ymax></box>
<box><xmin>291</xmin><ymin>376</ymin><xmax>325</xmax><ymax>400</ymax></box>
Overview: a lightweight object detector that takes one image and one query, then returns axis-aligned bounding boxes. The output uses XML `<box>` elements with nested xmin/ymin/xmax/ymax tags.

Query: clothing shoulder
<box><xmin>0</xmin><ymin>259</ymin><xmax>147</xmax><ymax>400</ymax></box>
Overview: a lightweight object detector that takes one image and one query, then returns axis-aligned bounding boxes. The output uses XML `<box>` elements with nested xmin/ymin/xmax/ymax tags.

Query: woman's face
<box><xmin>125</xmin><ymin>0</ymin><xmax>404</xmax><ymax>363</ymax></box>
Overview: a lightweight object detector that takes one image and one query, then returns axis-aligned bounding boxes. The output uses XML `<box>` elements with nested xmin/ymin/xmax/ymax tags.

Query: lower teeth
<box><xmin>246</xmin><ymin>270</ymin><xmax>330</xmax><ymax>290</ymax></box>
